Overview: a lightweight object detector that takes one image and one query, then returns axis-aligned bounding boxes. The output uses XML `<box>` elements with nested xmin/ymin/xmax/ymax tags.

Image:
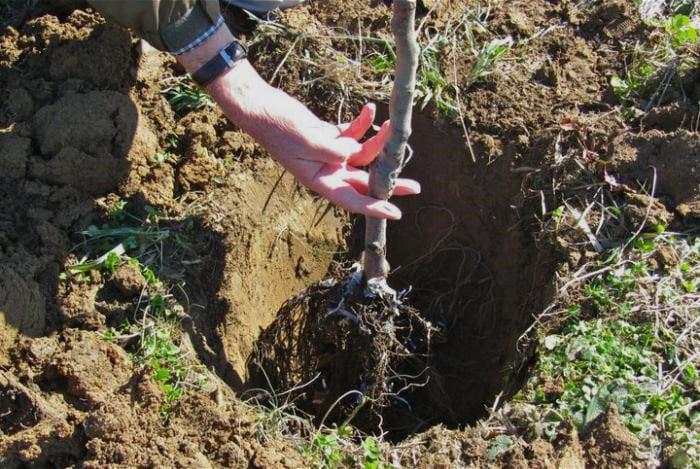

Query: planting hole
<box><xmin>228</xmin><ymin>112</ymin><xmax>557</xmax><ymax>438</ymax></box>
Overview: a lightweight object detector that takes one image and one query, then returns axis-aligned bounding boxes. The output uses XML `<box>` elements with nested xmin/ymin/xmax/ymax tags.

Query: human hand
<box><xmin>202</xmin><ymin>59</ymin><xmax>419</xmax><ymax>219</ymax></box>
<box><xmin>268</xmin><ymin>103</ymin><xmax>420</xmax><ymax>220</ymax></box>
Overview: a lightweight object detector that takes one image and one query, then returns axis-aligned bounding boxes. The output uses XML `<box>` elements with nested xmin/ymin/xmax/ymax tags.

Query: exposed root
<box><xmin>248</xmin><ymin>271</ymin><xmax>445</xmax><ymax>435</ymax></box>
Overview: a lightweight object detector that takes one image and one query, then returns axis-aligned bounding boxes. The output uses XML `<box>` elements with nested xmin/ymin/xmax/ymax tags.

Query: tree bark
<box><xmin>363</xmin><ymin>0</ymin><xmax>419</xmax><ymax>283</ymax></box>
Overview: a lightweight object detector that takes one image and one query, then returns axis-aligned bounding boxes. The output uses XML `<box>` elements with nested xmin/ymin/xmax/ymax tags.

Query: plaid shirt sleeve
<box><xmin>88</xmin><ymin>0</ymin><xmax>224</xmax><ymax>55</ymax></box>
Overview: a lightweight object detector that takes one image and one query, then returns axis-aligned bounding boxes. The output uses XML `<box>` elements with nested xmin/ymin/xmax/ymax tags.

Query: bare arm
<box><xmin>176</xmin><ymin>25</ymin><xmax>420</xmax><ymax>219</ymax></box>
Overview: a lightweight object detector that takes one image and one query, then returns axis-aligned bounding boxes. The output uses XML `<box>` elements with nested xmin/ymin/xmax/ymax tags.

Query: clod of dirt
<box><xmin>0</xmin><ymin>264</ymin><xmax>46</xmax><ymax>362</ymax></box>
<box><xmin>59</xmin><ymin>281</ymin><xmax>103</xmax><ymax>329</ymax></box>
<box><xmin>32</xmin><ymin>89</ymin><xmax>136</xmax><ymax>156</ymax></box>
<box><xmin>555</xmin><ymin>427</ymin><xmax>586</xmax><ymax>469</ymax></box>
<box><xmin>583</xmin><ymin>404</ymin><xmax>642</xmax><ymax>468</ymax></box>
<box><xmin>110</xmin><ymin>263</ymin><xmax>146</xmax><ymax>297</ymax></box>
<box><xmin>0</xmin><ymin>371</ymin><xmax>45</xmax><ymax>435</ymax></box>
<box><xmin>0</xmin><ymin>134</ymin><xmax>30</xmax><ymax>180</ymax></box>
<box><xmin>541</xmin><ymin>375</ymin><xmax>565</xmax><ymax>401</ymax></box>
<box><xmin>22</xmin><ymin>329</ymin><xmax>131</xmax><ymax>407</ymax></box>
<box><xmin>609</xmin><ymin>130</ymin><xmax>700</xmax><ymax>218</ymax></box>
<box><xmin>621</xmin><ymin>190</ymin><xmax>674</xmax><ymax>229</ymax></box>
<box><xmin>48</xmin><ymin>23</ymin><xmax>132</xmax><ymax>91</ymax></box>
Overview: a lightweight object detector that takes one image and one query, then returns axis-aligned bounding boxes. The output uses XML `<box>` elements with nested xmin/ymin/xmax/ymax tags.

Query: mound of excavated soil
<box><xmin>0</xmin><ymin>8</ymin><xmax>341</xmax><ymax>466</ymax></box>
<box><xmin>1</xmin><ymin>0</ymin><xmax>698</xmax><ymax>466</ymax></box>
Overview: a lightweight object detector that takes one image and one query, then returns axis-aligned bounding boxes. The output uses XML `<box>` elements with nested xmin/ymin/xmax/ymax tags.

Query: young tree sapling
<box><xmin>363</xmin><ymin>0</ymin><xmax>420</xmax><ymax>291</ymax></box>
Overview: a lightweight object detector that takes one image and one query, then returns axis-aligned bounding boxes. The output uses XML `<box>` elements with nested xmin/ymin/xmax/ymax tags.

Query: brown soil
<box><xmin>608</xmin><ymin>129</ymin><xmax>700</xmax><ymax>219</ymax></box>
<box><xmin>582</xmin><ymin>404</ymin><xmax>643</xmax><ymax>468</ymax></box>
<box><xmin>0</xmin><ymin>0</ymin><xmax>697</xmax><ymax>466</ymax></box>
<box><xmin>0</xmin><ymin>7</ymin><xmax>338</xmax><ymax>466</ymax></box>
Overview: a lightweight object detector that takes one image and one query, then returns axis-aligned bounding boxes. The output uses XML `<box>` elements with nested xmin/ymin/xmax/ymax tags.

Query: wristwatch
<box><xmin>191</xmin><ymin>40</ymin><xmax>248</xmax><ymax>88</ymax></box>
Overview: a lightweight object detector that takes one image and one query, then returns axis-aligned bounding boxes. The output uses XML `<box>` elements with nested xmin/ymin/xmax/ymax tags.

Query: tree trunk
<box><xmin>363</xmin><ymin>0</ymin><xmax>419</xmax><ymax>285</ymax></box>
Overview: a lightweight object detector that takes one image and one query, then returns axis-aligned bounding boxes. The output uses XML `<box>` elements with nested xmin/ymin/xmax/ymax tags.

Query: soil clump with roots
<box><xmin>250</xmin><ymin>272</ymin><xmax>439</xmax><ymax>437</ymax></box>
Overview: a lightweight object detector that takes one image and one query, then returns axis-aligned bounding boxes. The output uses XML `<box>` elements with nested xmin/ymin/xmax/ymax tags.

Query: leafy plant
<box><xmin>611</xmin><ymin>8</ymin><xmax>698</xmax><ymax>114</ymax></box>
<box><xmin>665</xmin><ymin>14</ymin><xmax>699</xmax><ymax>46</ymax></box>
<box><xmin>302</xmin><ymin>426</ymin><xmax>388</xmax><ymax>469</ymax></box>
<box><xmin>519</xmin><ymin>231</ymin><xmax>700</xmax><ymax>464</ymax></box>
<box><xmin>140</xmin><ymin>324</ymin><xmax>187</xmax><ymax>418</ymax></box>
<box><xmin>164</xmin><ymin>82</ymin><xmax>213</xmax><ymax>115</ymax></box>
<box><xmin>487</xmin><ymin>435</ymin><xmax>514</xmax><ymax>462</ymax></box>
<box><xmin>468</xmin><ymin>37</ymin><xmax>513</xmax><ymax>83</ymax></box>
<box><xmin>416</xmin><ymin>39</ymin><xmax>458</xmax><ymax>114</ymax></box>
<box><xmin>610</xmin><ymin>59</ymin><xmax>655</xmax><ymax>103</ymax></box>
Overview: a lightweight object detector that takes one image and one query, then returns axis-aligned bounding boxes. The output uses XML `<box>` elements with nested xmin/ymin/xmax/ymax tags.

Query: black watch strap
<box><xmin>191</xmin><ymin>41</ymin><xmax>248</xmax><ymax>88</ymax></box>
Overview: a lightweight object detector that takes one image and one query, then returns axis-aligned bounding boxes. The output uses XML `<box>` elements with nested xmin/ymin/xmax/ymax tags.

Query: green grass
<box><xmin>65</xmin><ymin>200</ymin><xmax>172</xmax><ymax>279</ymax></box>
<box><xmin>416</xmin><ymin>38</ymin><xmax>459</xmax><ymax>115</ymax></box>
<box><xmin>611</xmin><ymin>7</ymin><xmax>698</xmax><ymax>115</ymax></box>
<box><xmin>515</xmin><ymin>230</ymin><xmax>699</xmax><ymax>465</ymax></box>
<box><xmin>468</xmin><ymin>37</ymin><xmax>513</xmax><ymax>83</ymax></box>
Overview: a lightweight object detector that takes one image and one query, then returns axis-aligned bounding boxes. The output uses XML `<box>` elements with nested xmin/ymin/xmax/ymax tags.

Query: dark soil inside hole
<box><xmin>248</xmin><ymin>112</ymin><xmax>558</xmax><ymax>438</ymax></box>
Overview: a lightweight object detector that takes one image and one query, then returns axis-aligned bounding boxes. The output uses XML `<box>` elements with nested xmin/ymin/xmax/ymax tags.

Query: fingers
<box><xmin>308</xmin><ymin>106</ymin><xmax>387</xmax><ymax>165</ymax></box>
<box><xmin>311</xmin><ymin>166</ymin><xmax>404</xmax><ymax>220</ymax></box>
<box><xmin>338</xmin><ymin>103</ymin><xmax>376</xmax><ymax>140</ymax></box>
<box><xmin>342</xmin><ymin>167</ymin><xmax>421</xmax><ymax>196</ymax></box>
<box><xmin>348</xmin><ymin>120</ymin><xmax>390</xmax><ymax>167</ymax></box>
<box><xmin>323</xmin><ymin>184</ymin><xmax>403</xmax><ymax>220</ymax></box>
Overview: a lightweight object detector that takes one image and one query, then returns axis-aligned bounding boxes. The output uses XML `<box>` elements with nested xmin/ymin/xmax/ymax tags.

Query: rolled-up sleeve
<box><xmin>87</xmin><ymin>0</ymin><xmax>223</xmax><ymax>55</ymax></box>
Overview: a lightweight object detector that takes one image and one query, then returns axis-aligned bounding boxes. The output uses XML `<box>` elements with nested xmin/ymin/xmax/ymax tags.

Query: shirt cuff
<box><xmin>160</xmin><ymin>6</ymin><xmax>225</xmax><ymax>56</ymax></box>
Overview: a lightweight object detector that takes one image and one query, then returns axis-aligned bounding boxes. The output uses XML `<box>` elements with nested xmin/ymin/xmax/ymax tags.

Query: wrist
<box><xmin>176</xmin><ymin>24</ymin><xmax>236</xmax><ymax>73</ymax></box>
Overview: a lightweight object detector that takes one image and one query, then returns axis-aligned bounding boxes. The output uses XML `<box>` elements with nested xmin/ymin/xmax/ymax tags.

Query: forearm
<box><xmin>206</xmin><ymin>63</ymin><xmax>324</xmax><ymax>158</ymax></box>
<box><xmin>177</xmin><ymin>26</ymin><xmax>323</xmax><ymax>160</ymax></box>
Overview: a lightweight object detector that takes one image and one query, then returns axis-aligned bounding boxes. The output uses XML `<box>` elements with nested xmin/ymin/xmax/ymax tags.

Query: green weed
<box><xmin>100</xmin><ymin>290</ymin><xmax>202</xmax><ymax>421</ymax></box>
<box><xmin>302</xmin><ymin>426</ymin><xmax>388</xmax><ymax>469</ymax></box>
<box><xmin>518</xmin><ymin>231</ymin><xmax>699</xmax><ymax>465</ymax></box>
<box><xmin>244</xmin><ymin>383</ymin><xmax>390</xmax><ymax>468</ymax></box>
<box><xmin>416</xmin><ymin>39</ymin><xmax>458</xmax><ymax>115</ymax></box>
<box><xmin>67</xmin><ymin>218</ymin><xmax>170</xmax><ymax>277</ymax></box>
<box><xmin>468</xmin><ymin>37</ymin><xmax>513</xmax><ymax>83</ymax></box>
<box><xmin>611</xmin><ymin>8</ymin><xmax>698</xmax><ymax>114</ymax></box>
<box><xmin>139</xmin><ymin>322</ymin><xmax>187</xmax><ymax>419</ymax></box>
<box><xmin>666</xmin><ymin>14</ymin><xmax>699</xmax><ymax>46</ymax></box>
<box><xmin>78</xmin><ymin>203</ymin><xmax>205</xmax><ymax>420</ymax></box>
<box><xmin>163</xmin><ymin>81</ymin><xmax>213</xmax><ymax>115</ymax></box>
